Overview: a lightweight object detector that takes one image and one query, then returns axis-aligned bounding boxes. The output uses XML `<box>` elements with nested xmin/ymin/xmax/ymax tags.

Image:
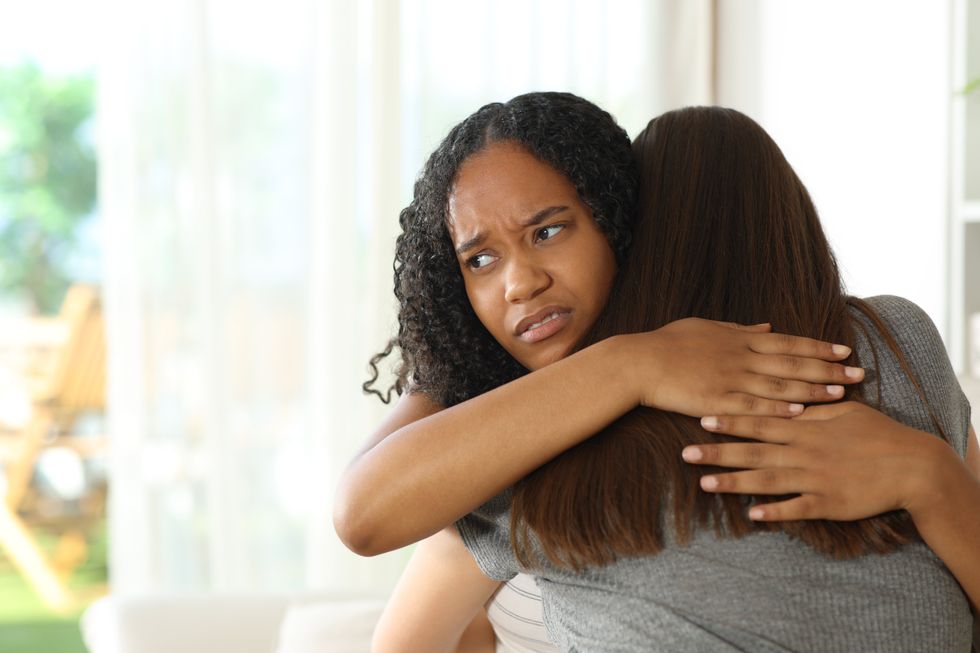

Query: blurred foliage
<box><xmin>0</xmin><ymin>61</ymin><xmax>96</xmax><ymax>315</ymax></box>
<box><xmin>0</xmin><ymin>519</ymin><xmax>107</xmax><ymax>653</ymax></box>
<box><xmin>965</xmin><ymin>77</ymin><xmax>980</xmax><ymax>96</ymax></box>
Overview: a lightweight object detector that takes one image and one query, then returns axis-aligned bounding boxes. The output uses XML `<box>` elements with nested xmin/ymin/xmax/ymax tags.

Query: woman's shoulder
<box><xmin>850</xmin><ymin>295</ymin><xmax>948</xmax><ymax>361</ymax></box>
<box><xmin>851</xmin><ymin>294</ymin><xmax>972</xmax><ymax>458</ymax></box>
<box><xmin>858</xmin><ymin>294</ymin><xmax>933</xmax><ymax>320</ymax></box>
<box><xmin>855</xmin><ymin>294</ymin><xmax>937</xmax><ymax>334</ymax></box>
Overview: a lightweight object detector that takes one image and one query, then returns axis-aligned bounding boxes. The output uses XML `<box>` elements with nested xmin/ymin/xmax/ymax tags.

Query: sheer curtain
<box><xmin>98</xmin><ymin>0</ymin><xmax>712</xmax><ymax>597</ymax></box>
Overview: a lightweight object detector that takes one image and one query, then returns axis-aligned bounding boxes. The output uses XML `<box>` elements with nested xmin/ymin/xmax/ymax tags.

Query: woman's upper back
<box><xmin>458</xmin><ymin>295</ymin><xmax>974</xmax><ymax>652</ymax></box>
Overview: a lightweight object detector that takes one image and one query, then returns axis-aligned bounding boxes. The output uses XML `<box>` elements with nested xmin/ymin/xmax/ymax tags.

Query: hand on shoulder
<box><xmin>617</xmin><ymin>318</ymin><xmax>862</xmax><ymax>418</ymax></box>
<box><xmin>682</xmin><ymin>401</ymin><xmax>972</xmax><ymax>522</ymax></box>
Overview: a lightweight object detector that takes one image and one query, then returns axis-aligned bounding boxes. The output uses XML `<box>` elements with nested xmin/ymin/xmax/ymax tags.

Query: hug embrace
<box><xmin>334</xmin><ymin>93</ymin><xmax>980</xmax><ymax>652</ymax></box>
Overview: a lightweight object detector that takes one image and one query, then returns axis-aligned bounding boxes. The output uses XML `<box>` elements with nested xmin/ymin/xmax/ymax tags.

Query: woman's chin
<box><xmin>517</xmin><ymin>340</ymin><xmax>574</xmax><ymax>372</ymax></box>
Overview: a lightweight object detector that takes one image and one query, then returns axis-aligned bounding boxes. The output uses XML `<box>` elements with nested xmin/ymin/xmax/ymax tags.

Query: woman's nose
<box><xmin>503</xmin><ymin>256</ymin><xmax>552</xmax><ymax>304</ymax></box>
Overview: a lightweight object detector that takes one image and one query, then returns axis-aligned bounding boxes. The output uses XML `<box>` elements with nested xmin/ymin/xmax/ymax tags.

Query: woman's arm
<box><xmin>684</xmin><ymin>404</ymin><xmax>980</xmax><ymax>613</ymax></box>
<box><xmin>371</xmin><ymin>527</ymin><xmax>501</xmax><ymax>653</ymax></box>
<box><xmin>904</xmin><ymin>424</ymin><xmax>979</xmax><ymax>616</ymax></box>
<box><xmin>336</xmin><ymin>319</ymin><xmax>860</xmax><ymax>555</ymax></box>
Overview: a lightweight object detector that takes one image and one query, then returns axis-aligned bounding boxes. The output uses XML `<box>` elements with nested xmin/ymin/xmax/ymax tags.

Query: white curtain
<box><xmin>98</xmin><ymin>0</ymin><xmax>713</xmax><ymax>597</ymax></box>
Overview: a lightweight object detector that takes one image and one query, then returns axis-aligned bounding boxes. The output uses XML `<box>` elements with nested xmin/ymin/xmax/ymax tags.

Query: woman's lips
<box><xmin>519</xmin><ymin>311</ymin><xmax>572</xmax><ymax>343</ymax></box>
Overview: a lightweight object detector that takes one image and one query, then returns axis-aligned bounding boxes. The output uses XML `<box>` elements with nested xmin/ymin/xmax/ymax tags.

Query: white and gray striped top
<box><xmin>487</xmin><ymin>573</ymin><xmax>556</xmax><ymax>653</ymax></box>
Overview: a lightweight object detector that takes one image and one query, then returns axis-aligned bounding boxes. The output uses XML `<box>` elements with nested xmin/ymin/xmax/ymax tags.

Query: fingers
<box><xmin>739</xmin><ymin>373</ymin><xmax>847</xmax><ymax>404</ymax></box>
<box><xmin>717</xmin><ymin>394</ymin><xmax>807</xmax><ymax>418</ymax></box>
<box><xmin>745</xmin><ymin>496</ymin><xmax>822</xmax><ymax>521</ymax></box>
<box><xmin>681</xmin><ymin>442</ymin><xmax>801</xmax><ymax>470</ymax></box>
<box><xmin>695</xmin><ymin>468</ymin><xmax>812</xmax><ymax>496</ymax></box>
<box><xmin>748</xmin><ymin>332</ymin><xmax>852</xmax><ymax>361</ymax></box>
<box><xmin>724</xmin><ymin>322</ymin><xmax>772</xmax><ymax>333</ymax></box>
<box><xmin>699</xmin><ymin>414</ymin><xmax>800</xmax><ymax>443</ymax></box>
<box><xmin>748</xmin><ymin>354</ymin><xmax>864</xmax><ymax>386</ymax></box>
<box><xmin>792</xmin><ymin>401</ymin><xmax>860</xmax><ymax>421</ymax></box>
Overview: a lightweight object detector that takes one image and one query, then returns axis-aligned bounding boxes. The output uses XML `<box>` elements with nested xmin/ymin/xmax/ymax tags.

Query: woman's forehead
<box><xmin>447</xmin><ymin>142</ymin><xmax>582</xmax><ymax>238</ymax></box>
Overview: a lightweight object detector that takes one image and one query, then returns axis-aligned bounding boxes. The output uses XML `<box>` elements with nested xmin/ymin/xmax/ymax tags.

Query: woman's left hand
<box><xmin>680</xmin><ymin>401</ymin><xmax>950</xmax><ymax>521</ymax></box>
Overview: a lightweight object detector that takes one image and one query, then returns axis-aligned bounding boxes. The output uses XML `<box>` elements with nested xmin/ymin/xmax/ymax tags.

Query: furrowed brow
<box><xmin>454</xmin><ymin>205</ymin><xmax>570</xmax><ymax>256</ymax></box>
<box><xmin>455</xmin><ymin>233</ymin><xmax>486</xmax><ymax>256</ymax></box>
<box><xmin>521</xmin><ymin>205</ymin><xmax>569</xmax><ymax>229</ymax></box>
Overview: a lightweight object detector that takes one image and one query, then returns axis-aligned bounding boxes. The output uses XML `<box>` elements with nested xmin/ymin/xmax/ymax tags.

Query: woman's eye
<box><xmin>536</xmin><ymin>224</ymin><xmax>564</xmax><ymax>241</ymax></box>
<box><xmin>467</xmin><ymin>253</ymin><xmax>496</xmax><ymax>269</ymax></box>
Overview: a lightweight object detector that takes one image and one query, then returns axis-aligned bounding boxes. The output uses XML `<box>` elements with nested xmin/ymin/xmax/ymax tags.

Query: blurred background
<box><xmin>0</xmin><ymin>0</ymin><xmax>977</xmax><ymax>651</ymax></box>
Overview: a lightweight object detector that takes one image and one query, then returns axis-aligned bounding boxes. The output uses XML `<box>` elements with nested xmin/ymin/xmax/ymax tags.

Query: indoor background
<box><xmin>0</xmin><ymin>1</ymin><xmax>976</xmax><ymax>651</ymax></box>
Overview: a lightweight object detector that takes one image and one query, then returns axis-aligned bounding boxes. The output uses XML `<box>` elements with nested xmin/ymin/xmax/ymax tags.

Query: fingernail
<box><xmin>832</xmin><ymin>344</ymin><xmax>851</xmax><ymax>356</ymax></box>
<box><xmin>748</xmin><ymin>507</ymin><xmax>765</xmax><ymax>520</ymax></box>
<box><xmin>682</xmin><ymin>447</ymin><xmax>703</xmax><ymax>462</ymax></box>
<box><xmin>826</xmin><ymin>384</ymin><xmax>844</xmax><ymax>395</ymax></box>
<box><xmin>701</xmin><ymin>476</ymin><xmax>718</xmax><ymax>490</ymax></box>
<box><xmin>788</xmin><ymin>403</ymin><xmax>804</xmax><ymax>414</ymax></box>
<box><xmin>701</xmin><ymin>416</ymin><xmax>719</xmax><ymax>429</ymax></box>
<box><xmin>844</xmin><ymin>366</ymin><xmax>863</xmax><ymax>379</ymax></box>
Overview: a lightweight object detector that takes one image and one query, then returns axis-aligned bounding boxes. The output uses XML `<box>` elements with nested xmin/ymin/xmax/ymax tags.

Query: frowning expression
<box><xmin>447</xmin><ymin>141</ymin><xmax>617</xmax><ymax>371</ymax></box>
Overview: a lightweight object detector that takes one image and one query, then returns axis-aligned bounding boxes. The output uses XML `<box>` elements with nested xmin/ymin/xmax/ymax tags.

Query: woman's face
<box><xmin>447</xmin><ymin>141</ymin><xmax>617</xmax><ymax>371</ymax></box>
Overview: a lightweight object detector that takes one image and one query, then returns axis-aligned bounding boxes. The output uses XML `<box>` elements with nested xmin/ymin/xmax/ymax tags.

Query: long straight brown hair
<box><xmin>511</xmin><ymin>107</ymin><xmax>941</xmax><ymax>570</ymax></box>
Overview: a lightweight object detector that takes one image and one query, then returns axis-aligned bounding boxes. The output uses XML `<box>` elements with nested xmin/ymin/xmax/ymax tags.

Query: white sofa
<box><xmin>80</xmin><ymin>593</ymin><xmax>386</xmax><ymax>653</ymax></box>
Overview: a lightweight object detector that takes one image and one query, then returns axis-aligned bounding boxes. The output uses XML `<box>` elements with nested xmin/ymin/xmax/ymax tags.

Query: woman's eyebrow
<box><xmin>454</xmin><ymin>205</ymin><xmax>570</xmax><ymax>255</ymax></box>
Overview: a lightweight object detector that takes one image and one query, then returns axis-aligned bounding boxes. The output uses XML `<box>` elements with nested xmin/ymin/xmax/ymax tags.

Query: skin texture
<box><xmin>371</xmin><ymin>527</ymin><xmax>499</xmax><ymax>653</ymax></box>
<box><xmin>448</xmin><ymin>142</ymin><xmax>618</xmax><ymax>371</ymax></box>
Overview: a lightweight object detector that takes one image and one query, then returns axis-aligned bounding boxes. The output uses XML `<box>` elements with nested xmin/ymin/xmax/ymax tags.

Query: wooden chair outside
<box><xmin>0</xmin><ymin>284</ymin><xmax>106</xmax><ymax>612</ymax></box>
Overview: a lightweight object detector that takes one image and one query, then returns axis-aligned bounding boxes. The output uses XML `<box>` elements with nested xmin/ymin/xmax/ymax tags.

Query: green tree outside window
<box><xmin>0</xmin><ymin>61</ymin><xmax>96</xmax><ymax>315</ymax></box>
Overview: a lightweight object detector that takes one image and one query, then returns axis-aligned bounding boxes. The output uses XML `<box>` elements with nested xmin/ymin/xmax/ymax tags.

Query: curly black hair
<box><xmin>364</xmin><ymin>92</ymin><xmax>637</xmax><ymax>407</ymax></box>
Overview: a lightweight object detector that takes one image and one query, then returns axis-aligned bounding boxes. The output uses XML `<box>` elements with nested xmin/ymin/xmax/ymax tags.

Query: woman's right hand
<box><xmin>616</xmin><ymin>318</ymin><xmax>864</xmax><ymax>418</ymax></box>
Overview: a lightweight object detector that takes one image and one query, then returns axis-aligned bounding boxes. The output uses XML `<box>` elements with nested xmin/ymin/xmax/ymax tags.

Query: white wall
<box><xmin>716</xmin><ymin>0</ymin><xmax>951</xmax><ymax>338</ymax></box>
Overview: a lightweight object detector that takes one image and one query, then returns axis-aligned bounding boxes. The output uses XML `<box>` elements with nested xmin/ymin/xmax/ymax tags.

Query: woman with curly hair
<box><xmin>336</xmin><ymin>95</ymin><xmax>979</xmax><ymax>652</ymax></box>
<box><xmin>337</xmin><ymin>92</ymin><xmax>856</xmax><ymax>554</ymax></box>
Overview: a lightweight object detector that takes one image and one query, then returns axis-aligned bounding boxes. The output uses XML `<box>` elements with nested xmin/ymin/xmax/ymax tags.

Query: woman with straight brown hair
<box><xmin>509</xmin><ymin>105</ymin><xmax>947</xmax><ymax>565</ymax></box>
<box><xmin>455</xmin><ymin>106</ymin><xmax>977</xmax><ymax>650</ymax></box>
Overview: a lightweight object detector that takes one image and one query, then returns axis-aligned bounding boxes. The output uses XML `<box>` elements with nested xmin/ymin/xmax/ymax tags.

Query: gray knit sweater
<box><xmin>457</xmin><ymin>296</ymin><xmax>974</xmax><ymax>652</ymax></box>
